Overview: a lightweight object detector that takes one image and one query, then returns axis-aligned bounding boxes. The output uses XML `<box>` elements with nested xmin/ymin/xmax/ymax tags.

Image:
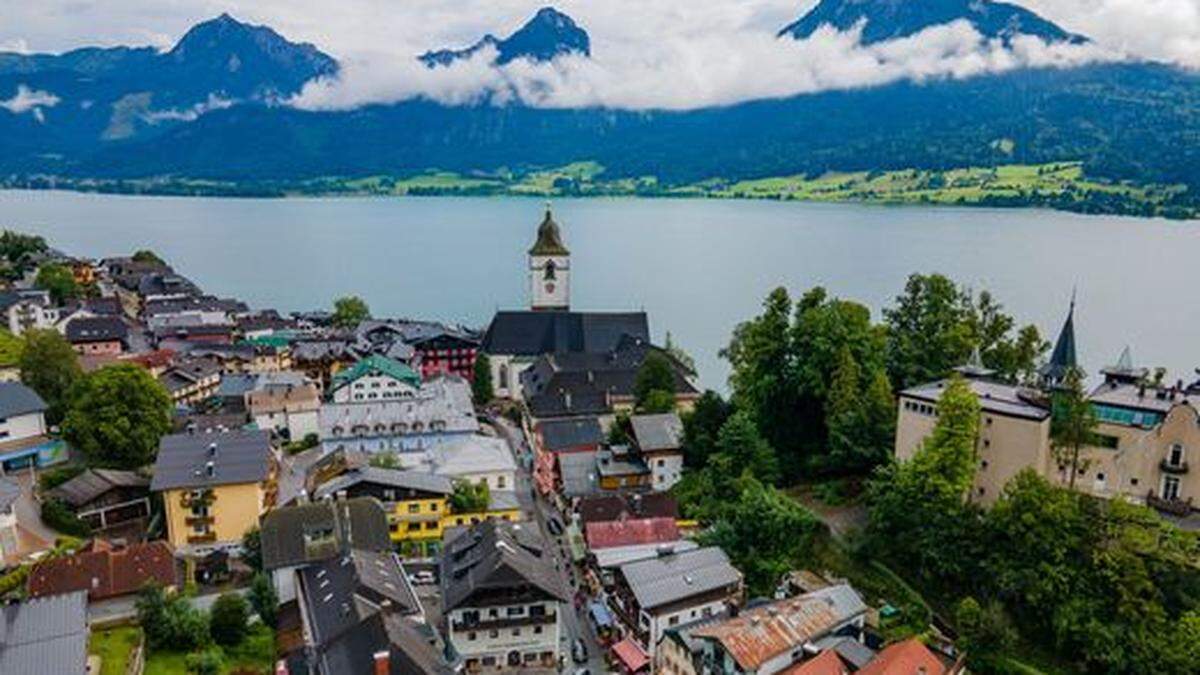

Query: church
<box><xmin>481</xmin><ymin>205</ymin><xmax>696</xmax><ymax>410</ymax></box>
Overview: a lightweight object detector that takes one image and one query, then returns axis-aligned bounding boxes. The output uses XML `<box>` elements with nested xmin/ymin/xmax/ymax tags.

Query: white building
<box><xmin>0</xmin><ymin>290</ymin><xmax>58</xmax><ymax>336</ymax></box>
<box><xmin>440</xmin><ymin>520</ymin><xmax>568</xmax><ymax>671</ymax></box>
<box><xmin>630</xmin><ymin>413</ymin><xmax>686</xmax><ymax>491</ymax></box>
<box><xmin>328</xmin><ymin>354</ymin><xmax>421</xmax><ymax>403</ymax></box>
<box><xmin>528</xmin><ymin>204</ymin><xmax>571</xmax><ymax>312</ymax></box>
<box><xmin>246</xmin><ymin>383</ymin><xmax>320</xmax><ymax>441</ymax></box>
<box><xmin>0</xmin><ymin>382</ymin><xmax>64</xmax><ymax>472</ymax></box>
<box><xmin>319</xmin><ymin>375</ymin><xmax>478</xmax><ymax>454</ymax></box>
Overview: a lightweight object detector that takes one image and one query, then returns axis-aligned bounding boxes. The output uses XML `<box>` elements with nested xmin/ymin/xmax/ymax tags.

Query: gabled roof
<box><xmin>65</xmin><ymin>316</ymin><xmax>128</xmax><ymax>343</ymax></box>
<box><xmin>482</xmin><ymin>310</ymin><xmax>650</xmax><ymax>357</ymax></box>
<box><xmin>150</xmin><ymin>429</ymin><xmax>273</xmax><ymax>491</ymax></box>
<box><xmin>630</xmin><ymin>412</ymin><xmax>684</xmax><ymax>452</ymax></box>
<box><xmin>331</xmin><ymin>355</ymin><xmax>421</xmax><ymax>392</ymax></box>
<box><xmin>578</xmin><ymin>493</ymin><xmax>679</xmax><ymax>524</ymax></box>
<box><xmin>440</xmin><ymin>520</ymin><xmax>567</xmax><ymax>611</ymax></box>
<box><xmin>538</xmin><ymin>417</ymin><xmax>604</xmax><ymax>452</ymax></box>
<box><xmin>585</xmin><ymin>517</ymin><xmax>680</xmax><ymax>550</ymax></box>
<box><xmin>0</xmin><ymin>591</ymin><xmax>88</xmax><ymax>675</ymax></box>
<box><xmin>27</xmin><ymin>540</ymin><xmax>176</xmax><ymax>601</ymax></box>
<box><xmin>299</xmin><ymin>549</ymin><xmax>421</xmax><ymax>650</ymax></box>
<box><xmin>312</xmin><ymin>467</ymin><xmax>454</xmax><ymax>502</ymax></box>
<box><xmin>780</xmin><ymin>649</ymin><xmax>849</xmax><ymax>675</ymax></box>
<box><xmin>618</xmin><ymin>546</ymin><xmax>740</xmax><ymax>611</ymax></box>
<box><xmin>0</xmin><ymin>382</ymin><xmax>47</xmax><ymax>419</ymax></box>
<box><xmin>857</xmin><ymin>638</ymin><xmax>946</xmax><ymax>675</ymax></box>
<box><xmin>49</xmin><ymin>468</ymin><xmax>149</xmax><ymax>507</ymax></box>
<box><xmin>260</xmin><ymin>498</ymin><xmax>392</xmax><ymax>571</ymax></box>
<box><xmin>318</xmin><ymin>612</ymin><xmax>454</xmax><ymax>675</ymax></box>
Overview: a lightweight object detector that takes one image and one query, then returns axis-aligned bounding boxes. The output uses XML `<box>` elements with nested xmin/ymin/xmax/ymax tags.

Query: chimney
<box><xmin>373</xmin><ymin>650</ymin><xmax>389</xmax><ymax>675</ymax></box>
<box><xmin>208</xmin><ymin>442</ymin><xmax>218</xmax><ymax>458</ymax></box>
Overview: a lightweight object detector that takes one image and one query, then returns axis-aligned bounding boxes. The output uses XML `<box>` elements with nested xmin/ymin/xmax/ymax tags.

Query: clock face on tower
<box><xmin>544</xmin><ymin>282</ymin><xmax>556</xmax><ymax>294</ymax></box>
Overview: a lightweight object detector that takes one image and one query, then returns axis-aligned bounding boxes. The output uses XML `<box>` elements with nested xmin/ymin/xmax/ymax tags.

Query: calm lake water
<box><xmin>1</xmin><ymin>190</ymin><xmax>1198</xmax><ymax>391</ymax></box>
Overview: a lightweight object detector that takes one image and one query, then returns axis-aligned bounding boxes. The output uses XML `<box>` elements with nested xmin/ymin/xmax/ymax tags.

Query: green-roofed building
<box><xmin>330</xmin><ymin>354</ymin><xmax>422</xmax><ymax>403</ymax></box>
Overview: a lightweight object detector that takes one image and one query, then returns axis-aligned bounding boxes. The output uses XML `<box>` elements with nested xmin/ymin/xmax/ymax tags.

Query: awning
<box><xmin>611</xmin><ymin>637</ymin><xmax>649</xmax><ymax>673</ymax></box>
<box><xmin>588</xmin><ymin>601</ymin><xmax>613</xmax><ymax>628</ymax></box>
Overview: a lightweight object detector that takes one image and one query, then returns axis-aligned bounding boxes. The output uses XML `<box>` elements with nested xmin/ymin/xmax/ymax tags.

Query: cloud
<box><xmin>0</xmin><ymin>85</ymin><xmax>61</xmax><ymax>116</ymax></box>
<box><xmin>142</xmin><ymin>93</ymin><xmax>235</xmax><ymax>123</ymax></box>
<box><xmin>293</xmin><ymin>19</ymin><xmax>1119</xmax><ymax>112</ymax></box>
<box><xmin>1023</xmin><ymin>0</ymin><xmax>1200</xmax><ymax>68</ymax></box>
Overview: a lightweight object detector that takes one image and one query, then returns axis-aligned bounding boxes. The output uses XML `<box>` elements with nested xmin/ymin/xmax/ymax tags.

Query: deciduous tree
<box><xmin>331</xmin><ymin>295</ymin><xmax>370</xmax><ymax>328</ymax></box>
<box><xmin>61</xmin><ymin>364</ymin><xmax>172</xmax><ymax>468</ymax></box>
<box><xmin>19</xmin><ymin>329</ymin><xmax>81</xmax><ymax>424</ymax></box>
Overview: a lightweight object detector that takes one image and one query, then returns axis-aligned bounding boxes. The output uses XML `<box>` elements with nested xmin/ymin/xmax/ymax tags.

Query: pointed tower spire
<box><xmin>954</xmin><ymin>343</ymin><xmax>995</xmax><ymax>379</ymax></box>
<box><xmin>1040</xmin><ymin>293</ymin><xmax>1078</xmax><ymax>388</ymax></box>
<box><xmin>1101</xmin><ymin>344</ymin><xmax>1148</xmax><ymax>385</ymax></box>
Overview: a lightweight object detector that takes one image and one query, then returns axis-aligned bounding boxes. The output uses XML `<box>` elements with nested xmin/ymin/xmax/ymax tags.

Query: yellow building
<box><xmin>312</xmin><ymin>466</ymin><xmax>521</xmax><ymax>556</ymax></box>
<box><xmin>151</xmin><ymin>429</ymin><xmax>277</xmax><ymax>552</ymax></box>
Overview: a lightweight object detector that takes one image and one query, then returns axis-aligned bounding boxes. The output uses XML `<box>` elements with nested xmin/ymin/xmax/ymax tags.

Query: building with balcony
<box><xmin>329</xmin><ymin>354</ymin><xmax>422</xmax><ymax>403</ymax></box>
<box><xmin>319</xmin><ymin>375</ymin><xmax>478</xmax><ymax>454</ymax></box>
<box><xmin>247</xmin><ymin>383</ymin><xmax>320</xmax><ymax>441</ymax></box>
<box><xmin>150</xmin><ymin>429</ymin><xmax>277</xmax><ymax>554</ymax></box>
<box><xmin>440</xmin><ymin>520</ymin><xmax>567</xmax><ymax>671</ymax></box>
<box><xmin>64</xmin><ymin>316</ymin><xmax>129</xmax><ymax>356</ymax></box>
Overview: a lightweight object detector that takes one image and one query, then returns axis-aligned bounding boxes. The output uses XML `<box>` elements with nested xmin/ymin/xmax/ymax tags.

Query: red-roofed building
<box><xmin>857</xmin><ymin>639</ymin><xmax>948</xmax><ymax>675</ymax></box>
<box><xmin>27</xmin><ymin>539</ymin><xmax>178</xmax><ymax>601</ymax></box>
<box><xmin>781</xmin><ymin>649</ymin><xmax>850</xmax><ymax>675</ymax></box>
<box><xmin>122</xmin><ymin>348</ymin><xmax>177</xmax><ymax>376</ymax></box>
<box><xmin>585</xmin><ymin>516</ymin><xmax>679</xmax><ymax>550</ymax></box>
<box><xmin>611</xmin><ymin>636</ymin><xmax>650</xmax><ymax>674</ymax></box>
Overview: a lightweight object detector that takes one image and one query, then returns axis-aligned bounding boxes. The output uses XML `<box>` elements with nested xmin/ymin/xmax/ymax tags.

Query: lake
<box><xmin>1</xmin><ymin>190</ymin><xmax>1197</xmax><ymax>391</ymax></box>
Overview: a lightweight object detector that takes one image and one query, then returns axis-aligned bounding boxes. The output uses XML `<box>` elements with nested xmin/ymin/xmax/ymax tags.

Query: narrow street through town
<box><xmin>491</xmin><ymin>414</ymin><xmax>607</xmax><ymax>674</ymax></box>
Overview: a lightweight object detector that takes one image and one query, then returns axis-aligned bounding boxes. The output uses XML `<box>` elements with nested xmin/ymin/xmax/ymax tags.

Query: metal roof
<box><xmin>0</xmin><ymin>591</ymin><xmax>88</xmax><ymax>675</ymax></box>
<box><xmin>630</xmin><ymin>413</ymin><xmax>684</xmax><ymax>452</ymax></box>
<box><xmin>482</xmin><ymin>310</ymin><xmax>649</xmax><ymax>357</ymax></box>
<box><xmin>619</xmin><ymin>546</ymin><xmax>740</xmax><ymax>610</ymax></box>
<box><xmin>901</xmin><ymin>378</ymin><xmax>1049</xmax><ymax>421</ymax></box>
<box><xmin>439</xmin><ymin>520</ymin><xmax>567</xmax><ymax>612</ymax></box>
<box><xmin>49</xmin><ymin>468</ymin><xmax>149</xmax><ymax>507</ymax></box>
<box><xmin>0</xmin><ymin>382</ymin><xmax>47</xmax><ymax>419</ymax></box>
<box><xmin>150</xmin><ymin>428</ymin><xmax>273</xmax><ymax>491</ymax></box>
<box><xmin>538</xmin><ymin>416</ymin><xmax>604</xmax><ymax>452</ymax></box>
<box><xmin>312</xmin><ymin>467</ymin><xmax>454</xmax><ymax>501</ymax></box>
<box><xmin>260</xmin><ymin>498</ymin><xmax>392</xmax><ymax>571</ymax></box>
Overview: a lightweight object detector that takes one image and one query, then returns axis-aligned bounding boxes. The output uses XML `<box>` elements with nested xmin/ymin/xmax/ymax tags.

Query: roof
<box><xmin>857</xmin><ymin>639</ymin><xmax>946</xmax><ymax>675</ymax></box>
<box><xmin>611</xmin><ymin>636</ymin><xmax>649</xmax><ymax>673</ymax></box>
<box><xmin>299</xmin><ymin>549</ymin><xmax>421</xmax><ymax>648</ymax></box>
<box><xmin>901</xmin><ymin>378</ymin><xmax>1050</xmax><ymax>421</ymax></box>
<box><xmin>780</xmin><ymin>649</ymin><xmax>849</xmax><ymax>675</ymax></box>
<box><xmin>150</xmin><ymin>429</ymin><xmax>273</xmax><ymax>491</ymax></box>
<box><xmin>65</xmin><ymin>316</ymin><xmax>128</xmax><ymax>343</ymax></box>
<box><xmin>538</xmin><ymin>417</ymin><xmax>604</xmax><ymax>452</ymax></box>
<box><xmin>529</xmin><ymin>205</ymin><xmax>570</xmax><ymax>256</ymax></box>
<box><xmin>246</xmin><ymin>383</ymin><xmax>320</xmax><ymax>415</ymax></box>
<box><xmin>631</xmin><ymin>413</ymin><xmax>684</xmax><ymax>452</ymax></box>
<box><xmin>0</xmin><ymin>382</ymin><xmax>47</xmax><ymax>419</ymax></box>
<box><xmin>0</xmin><ymin>591</ymin><xmax>88</xmax><ymax>675</ymax></box>
<box><xmin>331</xmin><ymin>355</ymin><xmax>421</xmax><ymax>392</ymax></box>
<box><xmin>49</xmin><ymin>468</ymin><xmax>149</xmax><ymax>507</ymax></box>
<box><xmin>482</xmin><ymin>310</ymin><xmax>650</xmax><ymax>357</ymax></box>
<box><xmin>691</xmin><ymin>587</ymin><xmax>866</xmax><ymax>671</ymax></box>
<box><xmin>557</xmin><ymin>450</ymin><xmax>599</xmax><ymax>498</ymax></box>
<box><xmin>27</xmin><ymin>540</ymin><xmax>177</xmax><ymax>601</ymax></box>
<box><xmin>440</xmin><ymin>520</ymin><xmax>567</xmax><ymax>612</ymax></box>
<box><xmin>578</xmin><ymin>493</ymin><xmax>679</xmax><ymax>523</ymax></box>
<box><xmin>618</xmin><ymin>546</ymin><xmax>740</xmax><ymax>611</ymax></box>
<box><xmin>1040</xmin><ymin>297</ymin><xmax>1077</xmax><ymax>384</ymax></box>
<box><xmin>593</xmin><ymin>540</ymin><xmax>699</xmax><ymax>570</ymax></box>
<box><xmin>585</xmin><ymin>517</ymin><xmax>680</xmax><ymax>550</ymax></box>
<box><xmin>312</xmin><ymin>467</ymin><xmax>454</xmax><ymax>501</ymax></box>
<box><xmin>812</xmin><ymin>636</ymin><xmax>877</xmax><ymax>670</ymax></box>
<box><xmin>428</xmin><ymin>435</ymin><xmax>516</xmax><ymax>478</ymax></box>
<box><xmin>319</xmin><ymin>376</ymin><xmax>478</xmax><ymax>439</ymax></box>
<box><xmin>0</xmin><ymin>477</ymin><xmax>20</xmax><ymax>511</ymax></box>
<box><xmin>318</xmin><ymin>612</ymin><xmax>453</xmax><ymax>675</ymax></box>
<box><xmin>260</xmin><ymin>498</ymin><xmax>392</xmax><ymax>571</ymax></box>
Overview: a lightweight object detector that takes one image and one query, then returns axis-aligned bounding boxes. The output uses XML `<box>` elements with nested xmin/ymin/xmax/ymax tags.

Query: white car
<box><xmin>407</xmin><ymin>570</ymin><xmax>436</xmax><ymax>585</ymax></box>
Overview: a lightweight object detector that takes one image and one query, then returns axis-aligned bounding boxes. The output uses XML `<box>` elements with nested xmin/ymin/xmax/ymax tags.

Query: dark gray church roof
<box><xmin>482</xmin><ymin>310</ymin><xmax>649</xmax><ymax>356</ymax></box>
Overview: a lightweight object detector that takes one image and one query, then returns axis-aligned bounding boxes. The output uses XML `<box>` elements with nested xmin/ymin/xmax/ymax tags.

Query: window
<box><xmin>1163</xmin><ymin>475</ymin><xmax>1182</xmax><ymax>501</ymax></box>
<box><xmin>507</xmin><ymin>607</ymin><xmax>523</xmax><ymax>616</ymax></box>
<box><xmin>498</xmin><ymin>476</ymin><xmax>506</xmax><ymax>489</ymax></box>
<box><xmin>1169</xmin><ymin>443</ymin><xmax>1186</xmax><ymax>468</ymax></box>
<box><xmin>544</xmin><ymin>260</ymin><xmax>557</xmax><ymax>280</ymax></box>
<box><xmin>529</xmin><ymin>604</ymin><xmax>545</xmax><ymax>616</ymax></box>
<box><xmin>408</xmin><ymin>503</ymin><xmax>420</xmax><ymax>514</ymax></box>
<box><xmin>489</xmin><ymin>630</ymin><xmax>499</xmax><ymax>639</ymax></box>
<box><xmin>468</xmin><ymin>632</ymin><xmax>477</xmax><ymax>641</ymax></box>
<box><xmin>512</xmin><ymin>628</ymin><xmax>521</xmax><ymax>637</ymax></box>
<box><xmin>668</xmin><ymin>615</ymin><xmax>679</xmax><ymax>626</ymax></box>
<box><xmin>534</xmin><ymin>625</ymin><xmax>543</xmax><ymax>635</ymax></box>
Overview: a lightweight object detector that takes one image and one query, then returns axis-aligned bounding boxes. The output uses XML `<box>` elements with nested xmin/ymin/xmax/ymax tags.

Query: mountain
<box><xmin>778</xmin><ymin>0</ymin><xmax>1088</xmax><ymax>45</ymax></box>
<box><xmin>0</xmin><ymin>13</ymin><xmax>337</xmax><ymax>144</ymax></box>
<box><xmin>419</xmin><ymin>7</ymin><xmax>590</xmax><ymax>67</ymax></box>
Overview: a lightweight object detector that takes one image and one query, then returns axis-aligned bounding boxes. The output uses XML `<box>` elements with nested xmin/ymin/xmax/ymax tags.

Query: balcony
<box><xmin>450</xmin><ymin>611</ymin><xmax>557</xmax><ymax>632</ymax></box>
<box><xmin>185</xmin><ymin>515</ymin><xmax>214</xmax><ymax>527</ymax></box>
<box><xmin>187</xmin><ymin>532</ymin><xmax>217</xmax><ymax>544</ymax></box>
<box><xmin>1146</xmin><ymin>490</ymin><xmax>1194</xmax><ymax>517</ymax></box>
<box><xmin>180</xmin><ymin>492</ymin><xmax>215</xmax><ymax>508</ymax></box>
<box><xmin>1160</xmin><ymin>459</ymin><xmax>1189</xmax><ymax>475</ymax></box>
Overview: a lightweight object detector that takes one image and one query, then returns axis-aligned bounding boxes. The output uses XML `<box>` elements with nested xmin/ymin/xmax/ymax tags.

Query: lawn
<box><xmin>143</xmin><ymin>624</ymin><xmax>276</xmax><ymax>675</ymax></box>
<box><xmin>89</xmin><ymin>626</ymin><xmax>142</xmax><ymax>675</ymax></box>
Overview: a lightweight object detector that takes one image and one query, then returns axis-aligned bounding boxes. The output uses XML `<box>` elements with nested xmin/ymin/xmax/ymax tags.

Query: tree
<box><xmin>634</xmin><ymin>351</ymin><xmax>677</xmax><ymax>411</ymax></box>
<box><xmin>955</xmin><ymin>597</ymin><xmax>1017</xmax><ymax>671</ymax></box>
<box><xmin>19</xmin><ymin>329</ymin><xmax>81</xmax><ymax>424</ymax></box>
<box><xmin>131</xmin><ymin>249</ymin><xmax>165</xmax><ymax>265</ymax></box>
<box><xmin>34</xmin><ymin>263</ymin><xmax>79</xmax><ymax>304</ymax></box>
<box><xmin>664</xmin><ymin>331</ymin><xmax>696</xmax><ymax>373</ymax></box>
<box><xmin>137</xmin><ymin>584</ymin><xmax>208</xmax><ymax>651</ymax></box>
<box><xmin>607</xmin><ymin>412</ymin><xmax>631</xmax><ymax>445</ymax></box>
<box><xmin>681</xmin><ymin>390</ymin><xmax>731</xmax><ymax>469</ymax></box>
<box><xmin>1050</xmin><ymin>368</ymin><xmax>1097</xmax><ymax>490</ymax></box>
<box><xmin>249</xmin><ymin>573</ymin><xmax>278</xmax><ymax>628</ymax></box>
<box><xmin>331</xmin><ymin>295</ymin><xmax>370</xmax><ymax>328</ymax></box>
<box><xmin>241</xmin><ymin>527</ymin><xmax>263</xmax><ymax>572</ymax></box>
<box><xmin>185</xmin><ymin>648</ymin><xmax>224</xmax><ymax>675</ymax></box>
<box><xmin>640</xmin><ymin>389</ymin><xmax>676</xmax><ymax>414</ymax></box>
<box><xmin>825</xmin><ymin>347</ymin><xmax>863</xmax><ymax>469</ymax></box>
<box><xmin>450</xmin><ymin>479</ymin><xmax>490</xmax><ymax>513</ymax></box>
<box><xmin>472</xmin><ymin>353</ymin><xmax>494</xmax><ymax>405</ymax></box>
<box><xmin>715</xmin><ymin>410</ymin><xmax>779</xmax><ymax>485</ymax></box>
<box><xmin>0</xmin><ymin>231</ymin><xmax>47</xmax><ymax>279</ymax></box>
<box><xmin>209</xmin><ymin>592</ymin><xmax>249</xmax><ymax>646</ymax></box>
<box><xmin>61</xmin><ymin>364</ymin><xmax>172</xmax><ymax>468</ymax></box>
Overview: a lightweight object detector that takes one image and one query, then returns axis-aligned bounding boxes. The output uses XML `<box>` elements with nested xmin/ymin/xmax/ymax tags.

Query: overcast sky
<box><xmin>3</xmin><ymin>1</ymin><xmax>1196</xmax><ymax>110</ymax></box>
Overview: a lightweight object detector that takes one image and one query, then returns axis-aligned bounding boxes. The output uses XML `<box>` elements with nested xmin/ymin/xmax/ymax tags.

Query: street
<box><xmin>490</xmin><ymin>415</ymin><xmax>608</xmax><ymax>674</ymax></box>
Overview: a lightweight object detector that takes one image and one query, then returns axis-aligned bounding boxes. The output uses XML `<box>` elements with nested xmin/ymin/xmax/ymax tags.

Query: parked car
<box><xmin>407</xmin><ymin>570</ymin><xmax>436</xmax><ymax>585</ymax></box>
<box><xmin>547</xmin><ymin>516</ymin><xmax>564</xmax><ymax>536</ymax></box>
<box><xmin>572</xmin><ymin>638</ymin><xmax>588</xmax><ymax>663</ymax></box>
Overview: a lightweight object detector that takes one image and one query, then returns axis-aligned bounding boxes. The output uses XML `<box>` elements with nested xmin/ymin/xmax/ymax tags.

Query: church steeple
<box><xmin>1040</xmin><ymin>291</ymin><xmax>1078</xmax><ymax>387</ymax></box>
<box><xmin>528</xmin><ymin>203</ymin><xmax>571</xmax><ymax>311</ymax></box>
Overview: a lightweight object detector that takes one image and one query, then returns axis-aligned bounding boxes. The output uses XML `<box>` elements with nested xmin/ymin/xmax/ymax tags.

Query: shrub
<box><xmin>248</xmin><ymin>573</ymin><xmax>278</xmax><ymax>628</ymax></box>
<box><xmin>209</xmin><ymin>592</ymin><xmax>249</xmax><ymax>646</ymax></box>
<box><xmin>40</xmin><ymin>498</ymin><xmax>92</xmax><ymax>537</ymax></box>
<box><xmin>37</xmin><ymin>464</ymin><xmax>86</xmax><ymax>491</ymax></box>
<box><xmin>184</xmin><ymin>647</ymin><xmax>224</xmax><ymax>675</ymax></box>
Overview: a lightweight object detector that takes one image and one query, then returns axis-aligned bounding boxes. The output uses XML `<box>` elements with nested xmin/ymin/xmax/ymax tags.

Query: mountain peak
<box><xmin>420</xmin><ymin>6</ymin><xmax>590</xmax><ymax>68</ymax></box>
<box><xmin>779</xmin><ymin>0</ymin><xmax>1088</xmax><ymax>46</ymax></box>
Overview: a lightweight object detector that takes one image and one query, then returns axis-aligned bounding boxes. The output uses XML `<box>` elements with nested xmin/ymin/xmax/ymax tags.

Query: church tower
<box><xmin>529</xmin><ymin>203</ymin><xmax>570</xmax><ymax>311</ymax></box>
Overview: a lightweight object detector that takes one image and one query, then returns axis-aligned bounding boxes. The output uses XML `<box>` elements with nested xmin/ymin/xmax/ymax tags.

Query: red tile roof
<box><xmin>611</xmin><ymin>636</ymin><xmax>650</xmax><ymax>673</ymax></box>
<box><xmin>781</xmin><ymin>650</ymin><xmax>849</xmax><ymax>675</ymax></box>
<box><xmin>123</xmin><ymin>348</ymin><xmax>177</xmax><ymax>369</ymax></box>
<box><xmin>27</xmin><ymin>539</ymin><xmax>177</xmax><ymax>601</ymax></box>
<box><xmin>857</xmin><ymin>639</ymin><xmax>946</xmax><ymax>675</ymax></box>
<box><xmin>584</xmin><ymin>516</ymin><xmax>679</xmax><ymax>550</ymax></box>
<box><xmin>691</xmin><ymin>596</ymin><xmax>840</xmax><ymax>671</ymax></box>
